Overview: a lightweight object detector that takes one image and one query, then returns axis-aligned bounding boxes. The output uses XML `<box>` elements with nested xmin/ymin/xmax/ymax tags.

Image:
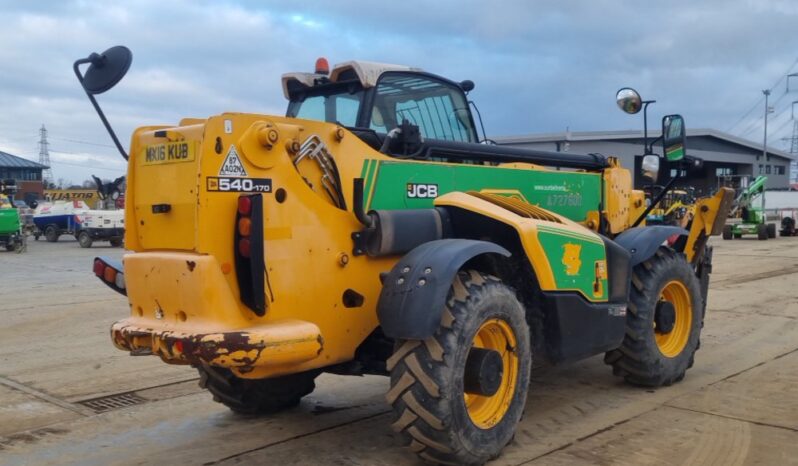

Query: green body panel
<box><xmin>360</xmin><ymin>159</ymin><xmax>609</xmax><ymax>301</ymax></box>
<box><xmin>537</xmin><ymin>225</ymin><xmax>608</xmax><ymax>301</ymax></box>
<box><xmin>361</xmin><ymin>160</ymin><xmax>601</xmax><ymax>222</ymax></box>
<box><xmin>0</xmin><ymin>209</ymin><xmax>20</xmax><ymax>235</ymax></box>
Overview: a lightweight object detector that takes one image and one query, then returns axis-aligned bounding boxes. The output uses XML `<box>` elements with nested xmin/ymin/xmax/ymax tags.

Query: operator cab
<box><xmin>283</xmin><ymin>59</ymin><xmax>479</xmax><ymax>156</ymax></box>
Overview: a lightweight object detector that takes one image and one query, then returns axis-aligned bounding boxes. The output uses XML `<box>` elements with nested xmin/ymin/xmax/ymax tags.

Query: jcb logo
<box><xmin>407</xmin><ymin>183</ymin><xmax>438</xmax><ymax>198</ymax></box>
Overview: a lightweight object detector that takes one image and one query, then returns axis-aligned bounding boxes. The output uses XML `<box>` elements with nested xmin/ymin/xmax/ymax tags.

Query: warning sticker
<box><xmin>219</xmin><ymin>145</ymin><xmax>247</xmax><ymax>176</ymax></box>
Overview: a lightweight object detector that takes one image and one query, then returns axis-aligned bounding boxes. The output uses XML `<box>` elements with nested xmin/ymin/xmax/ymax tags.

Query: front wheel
<box><xmin>78</xmin><ymin>231</ymin><xmax>93</xmax><ymax>248</ymax></box>
<box><xmin>386</xmin><ymin>270</ymin><xmax>531</xmax><ymax>466</ymax></box>
<box><xmin>605</xmin><ymin>247</ymin><xmax>703</xmax><ymax>386</ymax></box>
<box><xmin>721</xmin><ymin>224</ymin><xmax>732</xmax><ymax>240</ymax></box>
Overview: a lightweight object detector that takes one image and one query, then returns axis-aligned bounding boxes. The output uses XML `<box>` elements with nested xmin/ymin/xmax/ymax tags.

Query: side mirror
<box><xmin>662</xmin><ymin>114</ymin><xmax>686</xmax><ymax>162</ymax></box>
<box><xmin>616</xmin><ymin>88</ymin><xmax>642</xmax><ymax>114</ymax></box>
<box><xmin>76</xmin><ymin>46</ymin><xmax>132</xmax><ymax>95</ymax></box>
<box><xmin>641</xmin><ymin>154</ymin><xmax>660</xmax><ymax>181</ymax></box>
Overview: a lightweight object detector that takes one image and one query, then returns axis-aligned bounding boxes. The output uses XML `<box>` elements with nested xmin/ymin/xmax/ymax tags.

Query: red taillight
<box><xmin>238</xmin><ymin>238</ymin><xmax>251</xmax><ymax>257</ymax></box>
<box><xmin>315</xmin><ymin>57</ymin><xmax>329</xmax><ymax>75</ymax></box>
<box><xmin>238</xmin><ymin>196</ymin><xmax>252</xmax><ymax>215</ymax></box>
<box><xmin>104</xmin><ymin>266</ymin><xmax>117</xmax><ymax>284</ymax></box>
<box><xmin>94</xmin><ymin>259</ymin><xmax>105</xmax><ymax>277</ymax></box>
<box><xmin>238</xmin><ymin>217</ymin><xmax>251</xmax><ymax>236</ymax></box>
<box><xmin>174</xmin><ymin>340</ymin><xmax>184</xmax><ymax>353</ymax></box>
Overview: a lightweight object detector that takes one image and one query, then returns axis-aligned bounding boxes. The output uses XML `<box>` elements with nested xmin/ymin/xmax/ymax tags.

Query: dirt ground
<box><xmin>1</xmin><ymin>235</ymin><xmax>797</xmax><ymax>466</ymax></box>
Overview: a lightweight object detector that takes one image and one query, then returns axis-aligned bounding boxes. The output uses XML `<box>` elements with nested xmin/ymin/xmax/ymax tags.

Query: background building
<box><xmin>0</xmin><ymin>149</ymin><xmax>48</xmax><ymax>203</ymax></box>
<box><xmin>498</xmin><ymin>129</ymin><xmax>794</xmax><ymax>196</ymax></box>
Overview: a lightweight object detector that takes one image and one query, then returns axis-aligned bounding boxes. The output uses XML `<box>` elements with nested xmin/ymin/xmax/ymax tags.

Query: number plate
<box><xmin>142</xmin><ymin>141</ymin><xmax>196</xmax><ymax>165</ymax></box>
<box><xmin>207</xmin><ymin>177</ymin><xmax>272</xmax><ymax>193</ymax></box>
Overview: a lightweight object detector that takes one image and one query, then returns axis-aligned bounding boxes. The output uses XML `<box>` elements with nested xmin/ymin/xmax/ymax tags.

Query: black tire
<box><xmin>605</xmin><ymin>247</ymin><xmax>703</xmax><ymax>386</ymax></box>
<box><xmin>757</xmin><ymin>223</ymin><xmax>768</xmax><ymax>240</ymax></box>
<box><xmin>109</xmin><ymin>238</ymin><xmax>123</xmax><ymax>248</ymax></box>
<box><xmin>44</xmin><ymin>225</ymin><xmax>59</xmax><ymax>243</ymax></box>
<box><xmin>767</xmin><ymin>223</ymin><xmax>776</xmax><ymax>239</ymax></box>
<box><xmin>197</xmin><ymin>364</ymin><xmax>318</xmax><ymax>415</ymax></box>
<box><xmin>386</xmin><ymin>270</ymin><xmax>532</xmax><ymax>466</ymax></box>
<box><xmin>721</xmin><ymin>224</ymin><xmax>732</xmax><ymax>240</ymax></box>
<box><xmin>78</xmin><ymin>231</ymin><xmax>93</xmax><ymax>248</ymax></box>
<box><xmin>4</xmin><ymin>243</ymin><xmax>13</xmax><ymax>251</ymax></box>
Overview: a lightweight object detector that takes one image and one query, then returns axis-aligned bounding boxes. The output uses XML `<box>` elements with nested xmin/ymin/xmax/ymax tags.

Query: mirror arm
<box><xmin>73</xmin><ymin>60</ymin><xmax>129</xmax><ymax>161</ymax></box>
<box><xmin>632</xmin><ymin>168</ymin><xmax>679</xmax><ymax>227</ymax></box>
<box><xmin>647</xmin><ymin>135</ymin><xmax>663</xmax><ymax>154</ymax></box>
<box><xmin>642</xmin><ymin>100</ymin><xmax>656</xmax><ymax>155</ymax></box>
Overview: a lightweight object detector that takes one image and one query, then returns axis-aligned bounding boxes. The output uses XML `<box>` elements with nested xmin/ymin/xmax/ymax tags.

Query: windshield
<box><xmin>287</xmin><ymin>85</ymin><xmax>364</xmax><ymax>127</ymax></box>
<box><xmin>371</xmin><ymin>73</ymin><xmax>476</xmax><ymax>143</ymax></box>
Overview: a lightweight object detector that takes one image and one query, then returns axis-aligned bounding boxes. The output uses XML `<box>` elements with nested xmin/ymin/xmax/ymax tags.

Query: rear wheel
<box><xmin>197</xmin><ymin>364</ymin><xmax>318</xmax><ymax>415</ymax></box>
<box><xmin>767</xmin><ymin>223</ymin><xmax>776</xmax><ymax>239</ymax></box>
<box><xmin>78</xmin><ymin>231</ymin><xmax>93</xmax><ymax>248</ymax></box>
<box><xmin>721</xmin><ymin>225</ymin><xmax>732</xmax><ymax>240</ymax></box>
<box><xmin>44</xmin><ymin>225</ymin><xmax>59</xmax><ymax>242</ymax></box>
<box><xmin>757</xmin><ymin>223</ymin><xmax>768</xmax><ymax>240</ymax></box>
<box><xmin>605</xmin><ymin>247</ymin><xmax>702</xmax><ymax>386</ymax></box>
<box><xmin>386</xmin><ymin>270</ymin><xmax>531</xmax><ymax>465</ymax></box>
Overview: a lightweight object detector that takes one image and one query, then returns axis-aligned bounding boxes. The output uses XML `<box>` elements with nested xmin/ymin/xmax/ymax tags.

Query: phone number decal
<box><xmin>207</xmin><ymin>177</ymin><xmax>272</xmax><ymax>193</ymax></box>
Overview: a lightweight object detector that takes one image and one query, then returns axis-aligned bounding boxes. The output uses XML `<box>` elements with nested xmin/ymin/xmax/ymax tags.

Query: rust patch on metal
<box><xmin>186</xmin><ymin>260</ymin><xmax>196</xmax><ymax>271</ymax></box>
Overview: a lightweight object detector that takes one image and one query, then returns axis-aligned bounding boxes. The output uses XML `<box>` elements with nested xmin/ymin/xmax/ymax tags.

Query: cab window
<box><xmin>290</xmin><ymin>88</ymin><xmax>363</xmax><ymax>127</ymax></box>
<box><xmin>370</xmin><ymin>73</ymin><xmax>476</xmax><ymax>143</ymax></box>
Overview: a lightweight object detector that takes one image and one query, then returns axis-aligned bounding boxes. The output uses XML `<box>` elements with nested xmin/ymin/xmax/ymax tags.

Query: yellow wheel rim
<box><xmin>655</xmin><ymin>280</ymin><xmax>692</xmax><ymax>358</ymax></box>
<box><xmin>464</xmin><ymin>318</ymin><xmax>519</xmax><ymax>429</ymax></box>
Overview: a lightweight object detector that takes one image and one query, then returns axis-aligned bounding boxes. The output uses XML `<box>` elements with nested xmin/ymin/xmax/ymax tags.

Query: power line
<box><xmin>49</xmin><ymin>137</ymin><xmax>116</xmax><ymax>149</ymax></box>
<box><xmin>727</xmin><ymin>56</ymin><xmax>798</xmax><ymax>134</ymax></box>
<box><xmin>46</xmin><ymin>160</ymin><xmax>125</xmax><ymax>173</ymax></box>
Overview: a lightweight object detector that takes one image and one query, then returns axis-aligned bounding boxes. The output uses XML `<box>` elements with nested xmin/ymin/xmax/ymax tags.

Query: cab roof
<box><xmin>281</xmin><ymin>60</ymin><xmax>422</xmax><ymax>99</ymax></box>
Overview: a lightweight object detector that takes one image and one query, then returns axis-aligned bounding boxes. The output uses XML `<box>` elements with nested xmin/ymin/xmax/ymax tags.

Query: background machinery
<box><xmin>76</xmin><ymin>47</ymin><xmax>732</xmax><ymax>465</ymax></box>
<box><xmin>722</xmin><ymin>175</ymin><xmax>774</xmax><ymax>240</ymax></box>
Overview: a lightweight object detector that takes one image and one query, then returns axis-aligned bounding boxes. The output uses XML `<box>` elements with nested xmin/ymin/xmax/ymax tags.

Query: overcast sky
<box><xmin>1</xmin><ymin>0</ymin><xmax>797</xmax><ymax>184</ymax></box>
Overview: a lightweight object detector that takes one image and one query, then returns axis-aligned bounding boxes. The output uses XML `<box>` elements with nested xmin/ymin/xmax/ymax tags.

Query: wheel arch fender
<box><xmin>377</xmin><ymin>239</ymin><xmax>510</xmax><ymax>340</ymax></box>
<box><xmin>614</xmin><ymin>225</ymin><xmax>688</xmax><ymax>267</ymax></box>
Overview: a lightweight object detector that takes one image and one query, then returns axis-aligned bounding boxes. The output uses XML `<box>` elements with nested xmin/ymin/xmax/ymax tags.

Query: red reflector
<box><xmin>104</xmin><ymin>266</ymin><xmax>117</xmax><ymax>284</ymax></box>
<box><xmin>238</xmin><ymin>196</ymin><xmax>252</xmax><ymax>216</ymax></box>
<box><xmin>238</xmin><ymin>217</ymin><xmax>252</xmax><ymax>236</ymax></box>
<box><xmin>93</xmin><ymin>259</ymin><xmax>106</xmax><ymax>277</ymax></box>
<box><xmin>315</xmin><ymin>57</ymin><xmax>329</xmax><ymax>75</ymax></box>
<box><xmin>239</xmin><ymin>238</ymin><xmax>251</xmax><ymax>258</ymax></box>
<box><xmin>174</xmin><ymin>340</ymin><xmax>184</xmax><ymax>353</ymax></box>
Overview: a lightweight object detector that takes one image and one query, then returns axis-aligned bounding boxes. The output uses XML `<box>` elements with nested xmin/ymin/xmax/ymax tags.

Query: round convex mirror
<box><xmin>616</xmin><ymin>87</ymin><xmax>642</xmax><ymax>114</ymax></box>
<box><xmin>81</xmin><ymin>46</ymin><xmax>133</xmax><ymax>95</ymax></box>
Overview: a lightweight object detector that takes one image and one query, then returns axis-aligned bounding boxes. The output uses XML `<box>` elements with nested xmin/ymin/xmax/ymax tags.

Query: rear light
<box><xmin>238</xmin><ymin>196</ymin><xmax>252</xmax><ymax>215</ymax></box>
<box><xmin>92</xmin><ymin>257</ymin><xmax>127</xmax><ymax>296</ymax></box>
<box><xmin>238</xmin><ymin>238</ymin><xmax>251</xmax><ymax>257</ymax></box>
<box><xmin>238</xmin><ymin>217</ymin><xmax>251</xmax><ymax>236</ymax></box>
<box><xmin>234</xmin><ymin>194</ymin><xmax>266</xmax><ymax>315</ymax></box>
<box><xmin>173</xmin><ymin>340</ymin><xmax>184</xmax><ymax>353</ymax></box>
<box><xmin>104</xmin><ymin>266</ymin><xmax>117</xmax><ymax>283</ymax></box>
<box><xmin>93</xmin><ymin>259</ymin><xmax>105</xmax><ymax>277</ymax></box>
<box><xmin>115</xmin><ymin>272</ymin><xmax>126</xmax><ymax>290</ymax></box>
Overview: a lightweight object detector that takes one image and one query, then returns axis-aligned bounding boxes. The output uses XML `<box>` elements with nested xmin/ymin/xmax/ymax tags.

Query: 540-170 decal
<box><xmin>207</xmin><ymin>177</ymin><xmax>272</xmax><ymax>193</ymax></box>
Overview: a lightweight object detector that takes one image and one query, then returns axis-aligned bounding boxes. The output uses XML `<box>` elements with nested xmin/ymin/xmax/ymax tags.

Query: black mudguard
<box><xmin>377</xmin><ymin>239</ymin><xmax>510</xmax><ymax>340</ymax></box>
<box><xmin>614</xmin><ymin>225</ymin><xmax>687</xmax><ymax>267</ymax></box>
